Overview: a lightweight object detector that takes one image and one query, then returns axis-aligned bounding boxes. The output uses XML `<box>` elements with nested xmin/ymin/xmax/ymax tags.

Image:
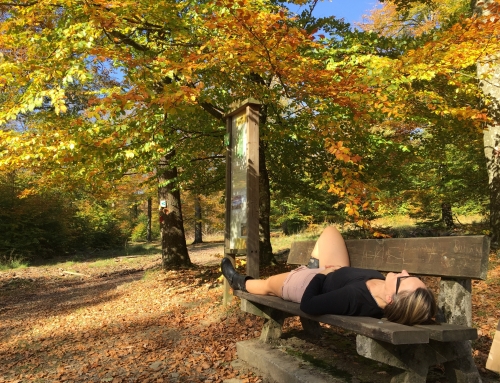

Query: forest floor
<box><xmin>0</xmin><ymin>240</ymin><xmax>500</xmax><ymax>383</ymax></box>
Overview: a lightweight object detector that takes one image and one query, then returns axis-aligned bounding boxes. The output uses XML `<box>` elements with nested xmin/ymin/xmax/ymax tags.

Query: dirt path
<box><xmin>0</xmin><ymin>243</ymin><xmax>258</xmax><ymax>383</ymax></box>
<box><xmin>187</xmin><ymin>242</ymin><xmax>225</xmax><ymax>266</ymax></box>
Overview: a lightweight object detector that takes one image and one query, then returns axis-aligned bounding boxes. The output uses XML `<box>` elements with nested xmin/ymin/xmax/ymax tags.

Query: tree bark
<box><xmin>193</xmin><ymin>195</ymin><xmax>203</xmax><ymax>244</ymax></box>
<box><xmin>259</xmin><ymin>139</ymin><xmax>273</xmax><ymax>264</ymax></box>
<box><xmin>475</xmin><ymin>0</ymin><xmax>500</xmax><ymax>248</ymax></box>
<box><xmin>158</xmin><ymin>151</ymin><xmax>191</xmax><ymax>268</ymax></box>
<box><xmin>441</xmin><ymin>202</ymin><xmax>455</xmax><ymax>229</ymax></box>
<box><xmin>147</xmin><ymin>197</ymin><xmax>152</xmax><ymax>242</ymax></box>
<box><xmin>131</xmin><ymin>203</ymin><xmax>139</xmax><ymax>219</ymax></box>
<box><xmin>281</xmin><ymin>220</ymin><xmax>290</xmax><ymax>236</ymax></box>
<box><xmin>259</xmin><ymin>106</ymin><xmax>274</xmax><ymax>265</ymax></box>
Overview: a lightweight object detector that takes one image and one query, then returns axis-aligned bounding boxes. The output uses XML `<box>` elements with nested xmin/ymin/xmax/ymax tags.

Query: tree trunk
<box><xmin>259</xmin><ymin>137</ymin><xmax>274</xmax><ymax>264</ymax></box>
<box><xmin>258</xmin><ymin>105</ymin><xmax>274</xmax><ymax>265</ymax></box>
<box><xmin>441</xmin><ymin>202</ymin><xmax>454</xmax><ymax>229</ymax></box>
<box><xmin>147</xmin><ymin>197</ymin><xmax>152</xmax><ymax>242</ymax></box>
<box><xmin>281</xmin><ymin>220</ymin><xmax>290</xmax><ymax>236</ymax></box>
<box><xmin>484</xmin><ymin>123</ymin><xmax>500</xmax><ymax>247</ymax></box>
<box><xmin>193</xmin><ymin>195</ymin><xmax>203</xmax><ymax>244</ymax></box>
<box><xmin>131</xmin><ymin>203</ymin><xmax>139</xmax><ymax>219</ymax></box>
<box><xmin>158</xmin><ymin>151</ymin><xmax>191</xmax><ymax>268</ymax></box>
<box><xmin>475</xmin><ymin>0</ymin><xmax>500</xmax><ymax>248</ymax></box>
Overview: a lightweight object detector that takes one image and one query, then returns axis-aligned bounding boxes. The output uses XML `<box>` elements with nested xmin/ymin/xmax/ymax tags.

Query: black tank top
<box><xmin>300</xmin><ymin>267</ymin><xmax>385</xmax><ymax>318</ymax></box>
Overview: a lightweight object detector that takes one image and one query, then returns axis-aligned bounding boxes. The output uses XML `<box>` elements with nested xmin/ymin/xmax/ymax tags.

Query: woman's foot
<box><xmin>221</xmin><ymin>257</ymin><xmax>253</xmax><ymax>292</ymax></box>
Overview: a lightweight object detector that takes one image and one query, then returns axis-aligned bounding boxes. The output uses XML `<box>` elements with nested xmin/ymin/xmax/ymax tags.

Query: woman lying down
<box><xmin>221</xmin><ymin>226</ymin><xmax>437</xmax><ymax>326</ymax></box>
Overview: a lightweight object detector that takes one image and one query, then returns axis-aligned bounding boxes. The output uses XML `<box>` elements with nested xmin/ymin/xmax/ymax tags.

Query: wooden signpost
<box><xmin>223</xmin><ymin>99</ymin><xmax>260</xmax><ymax>304</ymax></box>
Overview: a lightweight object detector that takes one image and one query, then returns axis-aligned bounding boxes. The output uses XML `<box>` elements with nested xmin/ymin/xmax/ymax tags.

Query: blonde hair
<box><xmin>384</xmin><ymin>288</ymin><xmax>437</xmax><ymax>326</ymax></box>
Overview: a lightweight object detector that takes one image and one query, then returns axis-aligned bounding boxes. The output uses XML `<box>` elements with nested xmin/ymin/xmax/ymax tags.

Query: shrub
<box><xmin>0</xmin><ymin>174</ymin><xmax>131</xmax><ymax>262</ymax></box>
<box><xmin>130</xmin><ymin>214</ymin><xmax>160</xmax><ymax>242</ymax></box>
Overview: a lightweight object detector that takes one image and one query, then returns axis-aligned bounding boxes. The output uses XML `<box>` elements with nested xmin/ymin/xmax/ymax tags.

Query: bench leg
<box><xmin>260</xmin><ymin>310</ymin><xmax>286</xmax><ymax>342</ymax></box>
<box><xmin>356</xmin><ymin>335</ymin><xmax>428</xmax><ymax>383</ymax></box>
<box><xmin>357</xmin><ymin>336</ymin><xmax>482</xmax><ymax>383</ymax></box>
<box><xmin>438</xmin><ymin>278</ymin><xmax>472</xmax><ymax>327</ymax></box>
<box><xmin>390</xmin><ymin>370</ymin><xmax>427</xmax><ymax>383</ymax></box>
<box><xmin>428</xmin><ymin>340</ymin><xmax>482</xmax><ymax>383</ymax></box>
<box><xmin>442</xmin><ymin>341</ymin><xmax>482</xmax><ymax>383</ymax></box>
<box><xmin>240</xmin><ymin>298</ymin><xmax>288</xmax><ymax>342</ymax></box>
<box><xmin>300</xmin><ymin>317</ymin><xmax>322</xmax><ymax>339</ymax></box>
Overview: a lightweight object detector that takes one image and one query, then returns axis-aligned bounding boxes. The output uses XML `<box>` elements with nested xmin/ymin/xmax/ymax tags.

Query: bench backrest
<box><xmin>288</xmin><ymin>235</ymin><xmax>490</xmax><ymax>280</ymax></box>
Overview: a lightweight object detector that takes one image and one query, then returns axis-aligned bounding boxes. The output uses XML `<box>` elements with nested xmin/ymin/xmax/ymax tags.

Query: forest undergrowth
<box><xmin>0</xmin><ymin>235</ymin><xmax>499</xmax><ymax>383</ymax></box>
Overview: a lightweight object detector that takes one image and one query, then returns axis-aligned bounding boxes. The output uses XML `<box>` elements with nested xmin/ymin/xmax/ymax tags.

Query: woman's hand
<box><xmin>320</xmin><ymin>265</ymin><xmax>344</xmax><ymax>275</ymax></box>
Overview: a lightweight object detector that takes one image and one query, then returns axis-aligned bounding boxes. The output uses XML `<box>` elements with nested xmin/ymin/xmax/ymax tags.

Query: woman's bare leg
<box><xmin>243</xmin><ymin>226</ymin><xmax>348</xmax><ymax>296</ymax></box>
<box><xmin>310</xmin><ymin>226</ymin><xmax>350</xmax><ymax>268</ymax></box>
<box><xmin>245</xmin><ymin>272</ymin><xmax>290</xmax><ymax>297</ymax></box>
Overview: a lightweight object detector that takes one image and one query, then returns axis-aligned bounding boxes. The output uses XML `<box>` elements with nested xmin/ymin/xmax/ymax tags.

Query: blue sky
<box><xmin>287</xmin><ymin>0</ymin><xmax>381</xmax><ymax>25</ymax></box>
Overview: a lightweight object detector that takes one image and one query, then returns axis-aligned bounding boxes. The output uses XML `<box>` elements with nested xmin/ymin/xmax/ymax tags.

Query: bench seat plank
<box><xmin>235</xmin><ymin>290</ymin><xmax>429</xmax><ymax>345</ymax></box>
<box><xmin>414</xmin><ymin>323</ymin><xmax>477</xmax><ymax>342</ymax></box>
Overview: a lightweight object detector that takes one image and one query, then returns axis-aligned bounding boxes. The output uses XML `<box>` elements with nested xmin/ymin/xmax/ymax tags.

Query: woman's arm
<box><xmin>321</xmin><ymin>265</ymin><xmax>345</xmax><ymax>275</ymax></box>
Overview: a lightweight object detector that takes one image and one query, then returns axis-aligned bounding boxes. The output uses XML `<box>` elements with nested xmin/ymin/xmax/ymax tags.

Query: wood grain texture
<box><xmin>235</xmin><ymin>291</ymin><xmax>429</xmax><ymax>345</ymax></box>
<box><xmin>414</xmin><ymin>323</ymin><xmax>477</xmax><ymax>342</ymax></box>
<box><xmin>288</xmin><ymin>236</ymin><xmax>490</xmax><ymax>279</ymax></box>
<box><xmin>246</xmin><ymin>104</ymin><xmax>260</xmax><ymax>278</ymax></box>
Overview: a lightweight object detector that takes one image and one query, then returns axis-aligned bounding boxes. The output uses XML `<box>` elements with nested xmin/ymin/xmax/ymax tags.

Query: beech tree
<box><xmin>1</xmin><ymin>0</ymin><xmax>500</xmax><ymax>267</ymax></box>
<box><xmin>0</xmin><ymin>0</ymin><xmax>371</xmax><ymax>266</ymax></box>
<box><xmin>348</xmin><ymin>0</ymin><xmax>498</xmax><ymax>230</ymax></box>
<box><xmin>474</xmin><ymin>0</ymin><xmax>500</xmax><ymax>247</ymax></box>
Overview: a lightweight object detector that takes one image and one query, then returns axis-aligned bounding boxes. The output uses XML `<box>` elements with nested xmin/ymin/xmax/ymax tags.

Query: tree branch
<box><xmin>0</xmin><ymin>1</ymin><xmax>37</xmax><ymax>6</ymax></box>
<box><xmin>104</xmin><ymin>30</ymin><xmax>149</xmax><ymax>52</ymax></box>
<box><xmin>190</xmin><ymin>155</ymin><xmax>224</xmax><ymax>162</ymax></box>
<box><xmin>199</xmin><ymin>102</ymin><xmax>225</xmax><ymax>120</ymax></box>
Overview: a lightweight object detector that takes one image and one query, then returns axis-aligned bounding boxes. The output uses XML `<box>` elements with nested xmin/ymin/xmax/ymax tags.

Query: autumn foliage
<box><xmin>0</xmin><ymin>1</ymin><xmax>499</xmax><ymax>232</ymax></box>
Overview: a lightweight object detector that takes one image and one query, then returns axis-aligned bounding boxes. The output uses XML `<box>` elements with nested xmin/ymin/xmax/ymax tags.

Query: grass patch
<box><xmin>24</xmin><ymin>242</ymin><xmax>162</xmax><ymax>268</ymax></box>
<box><xmin>269</xmin><ymin>214</ymin><xmax>489</xmax><ymax>258</ymax></box>
<box><xmin>271</xmin><ymin>225</ymin><xmax>327</xmax><ymax>252</ymax></box>
<box><xmin>87</xmin><ymin>258</ymin><xmax>123</xmax><ymax>268</ymax></box>
<box><xmin>0</xmin><ymin>255</ymin><xmax>28</xmax><ymax>270</ymax></box>
<box><xmin>285</xmin><ymin>348</ymin><xmax>354</xmax><ymax>381</ymax></box>
<box><xmin>370</xmin><ymin>214</ymin><xmax>489</xmax><ymax>238</ymax></box>
<box><xmin>142</xmin><ymin>269</ymin><xmax>157</xmax><ymax>281</ymax></box>
<box><xmin>185</xmin><ymin>232</ymin><xmax>225</xmax><ymax>243</ymax></box>
<box><xmin>60</xmin><ymin>260</ymin><xmax>77</xmax><ymax>267</ymax></box>
<box><xmin>124</xmin><ymin>242</ymin><xmax>162</xmax><ymax>256</ymax></box>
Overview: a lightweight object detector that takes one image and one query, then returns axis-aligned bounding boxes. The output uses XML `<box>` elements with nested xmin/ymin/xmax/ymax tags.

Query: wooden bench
<box><xmin>234</xmin><ymin>235</ymin><xmax>490</xmax><ymax>383</ymax></box>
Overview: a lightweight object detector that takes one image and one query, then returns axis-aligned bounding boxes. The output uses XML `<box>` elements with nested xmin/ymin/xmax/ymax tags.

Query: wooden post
<box><xmin>246</xmin><ymin>102</ymin><xmax>260</xmax><ymax>279</ymax></box>
<box><xmin>223</xmin><ymin>254</ymin><xmax>235</xmax><ymax>306</ymax></box>
<box><xmin>224</xmin><ymin>111</ymin><xmax>233</xmax><ymax>305</ymax></box>
<box><xmin>223</xmin><ymin>99</ymin><xmax>261</xmax><ymax>304</ymax></box>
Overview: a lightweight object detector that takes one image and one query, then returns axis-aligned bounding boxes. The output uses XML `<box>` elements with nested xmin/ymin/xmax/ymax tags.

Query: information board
<box><xmin>224</xmin><ymin>99</ymin><xmax>260</xmax><ymax>285</ymax></box>
<box><xmin>229</xmin><ymin>112</ymin><xmax>248</xmax><ymax>250</ymax></box>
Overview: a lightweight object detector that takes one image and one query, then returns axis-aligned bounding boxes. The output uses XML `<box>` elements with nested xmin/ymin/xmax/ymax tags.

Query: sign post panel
<box><xmin>224</xmin><ymin>99</ymin><xmax>260</xmax><ymax>304</ymax></box>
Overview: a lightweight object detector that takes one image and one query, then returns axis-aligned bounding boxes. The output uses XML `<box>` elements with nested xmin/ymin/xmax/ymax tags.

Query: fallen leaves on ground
<box><xmin>0</xmin><ymin>245</ymin><xmax>499</xmax><ymax>382</ymax></box>
<box><xmin>0</xmin><ymin>248</ymin><xmax>269</xmax><ymax>383</ymax></box>
<box><xmin>472</xmin><ymin>251</ymin><xmax>500</xmax><ymax>373</ymax></box>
